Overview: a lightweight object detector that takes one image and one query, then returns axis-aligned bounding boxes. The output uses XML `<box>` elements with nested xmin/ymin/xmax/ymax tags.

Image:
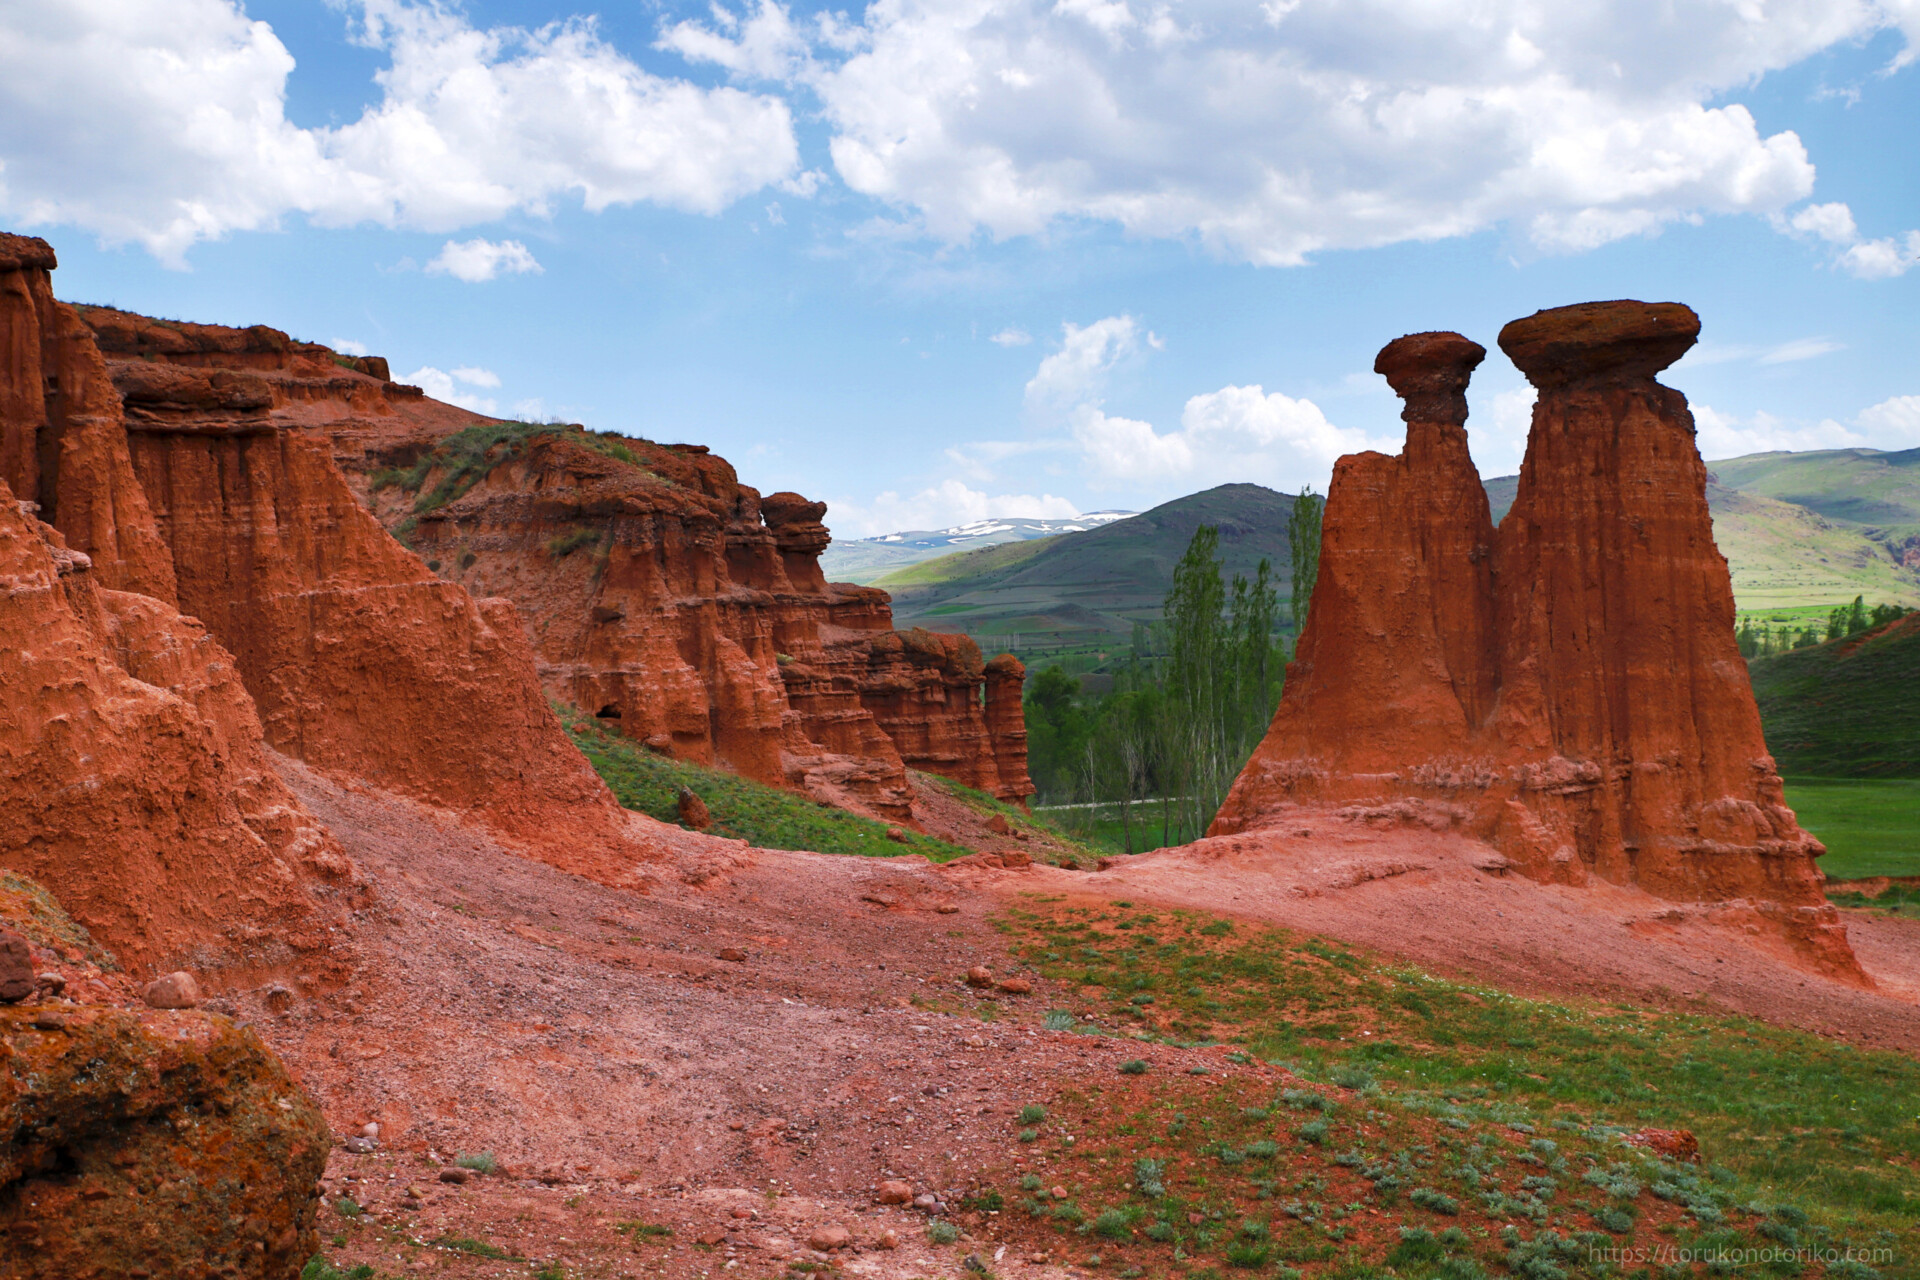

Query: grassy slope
<box><xmin>1782</xmin><ymin>780</ymin><xmax>1920</xmax><ymax>880</ymax></box>
<box><xmin>1710</xmin><ymin>447</ymin><xmax>1920</xmax><ymax>537</ymax></box>
<box><xmin>560</xmin><ymin>706</ymin><xmax>1106</xmax><ymax>864</ymax></box>
<box><xmin>1750</xmin><ymin>614</ymin><xmax>1920</xmax><ymax>779</ymax></box>
<box><xmin>560</xmin><ymin>708</ymin><xmax>975</xmax><ymax>861</ymax></box>
<box><xmin>987</xmin><ymin>899</ymin><xmax>1918</xmax><ymax>1278</ymax></box>
<box><xmin>879</xmin><ymin>483</ymin><xmax>1300</xmax><ymax>646</ymax></box>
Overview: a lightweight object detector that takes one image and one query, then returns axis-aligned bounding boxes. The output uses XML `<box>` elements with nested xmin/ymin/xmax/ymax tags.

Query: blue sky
<box><xmin>5</xmin><ymin>0</ymin><xmax>1917</xmax><ymax>536</ymax></box>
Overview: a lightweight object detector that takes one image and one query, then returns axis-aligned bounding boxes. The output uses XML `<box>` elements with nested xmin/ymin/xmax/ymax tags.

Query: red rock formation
<box><xmin>62</xmin><ymin>290</ymin><xmax>1033</xmax><ymax>819</ymax></box>
<box><xmin>0</xmin><ymin>236</ymin><xmax>175</xmax><ymax>600</ymax></box>
<box><xmin>1214</xmin><ymin>304</ymin><xmax>1856</xmax><ymax>976</ymax></box>
<box><xmin>0</xmin><ymin>482</ymin><xmax>351</xmax><ymax>977</ymax></box>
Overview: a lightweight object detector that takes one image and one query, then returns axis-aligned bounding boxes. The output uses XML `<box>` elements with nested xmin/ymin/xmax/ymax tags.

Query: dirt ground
<box><xmin>253</xmin><ymin>769</ymin><xmax>1920</xmax><ymax>1277</ymax></box>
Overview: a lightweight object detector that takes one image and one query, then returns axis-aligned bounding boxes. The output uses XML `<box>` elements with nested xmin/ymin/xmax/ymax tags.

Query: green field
<box><xmin>1781</xmin><ymin>779</ymin><xmax>1920</xmax><ymax>881</ymax></box>
<box><xmin>993</xmin><ymin>900</ymin><xmax>1920</xmax><ymax>1278</ymax></box>
<box><xmin>1751</xmin><ymin>614</ymin><xmax>1920</xmax><ymax>777</ymax></box>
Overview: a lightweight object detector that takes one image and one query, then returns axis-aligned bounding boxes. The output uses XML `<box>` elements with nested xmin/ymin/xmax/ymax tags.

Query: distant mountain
<box><xmin>878</xmin><ymin>484</ymin><xmax>1299</xmax><ymax>649</ymax></box>
<box><xmin>821</xmin><ymin>511</ymin><xmax>1135</xmax><ymax>584</ymax></box>
<box><xmin>1484</xmin><ymin>448</ymin><xmax>1920</xmax><ymax>613</ymax></box>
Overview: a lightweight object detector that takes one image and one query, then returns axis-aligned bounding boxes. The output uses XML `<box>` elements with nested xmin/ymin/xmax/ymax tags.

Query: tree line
<box><xmin>1737</xmin><ymin>596</ymin><xmax>1912</xmax><ymax>658</ymax></box>
<box><xmin>1023</xmin><ymin>489</ymin><xmax>1323</xmax><ymax>851</ymax></box>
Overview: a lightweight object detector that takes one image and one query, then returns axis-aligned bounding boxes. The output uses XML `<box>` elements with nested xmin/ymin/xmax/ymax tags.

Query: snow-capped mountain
<box><xmin>820</xmin><ymin>511</ymin><xmax>1136</xmax><ymax>583</ymax></box>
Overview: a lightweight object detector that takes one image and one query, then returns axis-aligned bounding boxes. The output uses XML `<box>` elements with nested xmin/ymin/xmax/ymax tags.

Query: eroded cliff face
<box><xmin>1213</xmin><ymin>303</ymin><xmax>1856</xmax><ymax>977</ymax></box>
<box><xmin>62</xmin><ymin>301</ymin><xmax>1034</xmax><ymax>817</ymax></box>
<box><xmin>0</xmin><ymin>482</ymin><xmax>352</xmax><ymax>978</ymax></box>
<box><xmin>379</xmin><ymin>427</ymin><xmax>1035</xmax><ymax>818</ymax></box>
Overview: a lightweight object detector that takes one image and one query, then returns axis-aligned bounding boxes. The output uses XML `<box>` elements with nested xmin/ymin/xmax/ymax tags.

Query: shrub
<box><xmin>545</xmin><ymin>528</ymin><xmax>596</xmax><ymax>558</ymax></box>
<box><xmin>1329</xmin><ymin>1065</ymin><xmax>1375</xmax><ymax>1090</ymax></box>
<box><xmin>1044</xmin><ymin>1010</ymin><xmax>1078</xmax><ymax>1031</ymax></box>
<box><xmin>332</xmin><ymin>1196</ymin><xmax>362</xmax><ymax>1218</ymax></box>
<box><xmin>1245</xmin><ymin>1140</ymin><xmax>1279</xmax><ymax>1160</ymax></box>
<box><xmin>1092</xmin><ymin>1209</ymin><xmax>1134</xmax><ymax>1240</ymax></box>
<box><xmin>301</xmin><ymin>1261</ymin><xmax>374</xmax><ymax>1280</ymax></box>
<box><xmin>1052</xmin><ymin>1203</ymin><xmax>1085</xmax><ymax>1225</ymax></box>
<box><xmin>454</xmin><ymin>1151</ymin><xmax>498</xmax><ymax>1174</ymax></box>
<box><xmin>434</xmin><ymin>1235</ymin><xmax>512</xmax><ymax>1259</ymax></box>
<box><xmin>1119</xmin><ymin>1059</ymin><xmax>1148</xmax><ymax>1075</ymax></box>
<box><xmin>1595</xmin><ymin>1206</ymin><xmax>1634</xmax><ymax>1233</ymax></box>
<box><xmin>1020</xmin><ymin>1104</ymin><xmax>1047</xmax><ymax>1124</ymax></box>
<box><xmin>1133</xmin><ymin>1158</ymin><xmax>1167</xmax><ymax>1198</ymax></box>
<box><xmin>1144</xmin><ymin>1221</ymin><xmax>1175</xmax><ymax>1242</ymax></box>
<box><xmin>1410</xmin><ymin>1187</ymin><xmax>1461</xmax><ymax>1215</ymax></box>
<box><xmin>1298</xmin><ymin>1120</ymin><xmax>1330</xmax><ymax>1145</ymax></box>
<box><xmin>1020</xmin><ymin>1174</ymin><xmax>1043</xmax><ymax>1191</ymax></box>
<box><xmin>1225</xmin><ymin>1242</ymin><xmax>1271</xmax><ymax>1269</ymax></box>
<box><xmin>1019</xmin><ymin>1127</ymin><xmax>1039</xmax><ymax>1143</ymax></box>
<box><xmin>927</xmin><ymin>1220</ymin><xmax>961</xmax><ymax>1245</ymax></box>
<box><xmin>1281</xmin><ymin>1089</ymin><xmax>1330</xmax><ymax>1111</ymax></box>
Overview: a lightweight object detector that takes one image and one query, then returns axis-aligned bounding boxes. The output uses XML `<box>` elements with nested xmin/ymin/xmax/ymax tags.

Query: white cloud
<box><xmin>1069</xmin><ymin>385</ymin><xmax>1387</xmax><ymax>488</ymax></box>
<box><xmin>828</xmin><ymin>478</ymin><xmax>1080</xmax><ymax>537</ymax></box>
<box><xmin>426</xmin><ymin>238</ymin><xmax>542</xmax><ymax>282</ymax></box>
<box><xmin>0</xmin><ymin>0</ymin><xmax>798</xmax><ymax>263</ymax></box>
<box><xmin>989</xmin><ymin>327</ymin><xmax>1032</xmax><ymax>347</ymax></box>
<box><xmin>1023</xmin><ymin>315</ymin><xmax>1154</xmax><ymax>414</ymax></box>
<box><xmin>672</xmin><ymin>0</ymin><xmax>1916</xmax><ymax>263</ymax></box>
<box><xmin>1681</xmin><ymin>337</ymin><xmax>1845</xmax><ymax>367</ymax></box>
<box><xmin>403</xmin><ymin>364</ymin><xmax>502</xmax><ymax>414</ymax></box>
<box><xmin>332</xmin><ymin>338</ymin><xmax>370</xmax><ymax>356</ymax></box>
<box><xmin>1694</xmin><ymin>404</ymin><xmax>1869</xmax><ymax>458</ymax></box>
<box><xmin>1780</xmin><ymin>200</ymin><xmax>1920</xmax><ymax>278</ymax></box>
<box><xmin>1756</xmin><ymin>337</ymin><xmax>1845</xmax><ymax>366</ymax></box>
<box><xmin>1857</xmin><ymin>394</ymin><xmax>1920</xmax><ymax>444</ymax></box>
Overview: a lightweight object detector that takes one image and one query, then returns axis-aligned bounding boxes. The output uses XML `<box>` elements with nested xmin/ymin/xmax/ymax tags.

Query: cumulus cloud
<box><xmin>403</xmin><ymin>364</ymin><xmax>503</xmax><ymax>414</ymax></box>
<box><xmin>0</xmin><ymin>0</ymin><xmax>798</xmax><ymax>263</ymax></box>
<box><xmin>1023</xmin><ymin>315</ymin><xmax>1156</xmax><ymax>414</ymax></box>
<box><xmin>989</xmin><ymin>327</ymin><xmax>1032</xmax><ymax>347</ymax></box>
<box><xmin>1857</xmin><ymin>394</ymin><xmax>1920</xmax><ymax>443</ymax></box>
<box><xmin>672</xmin><ymin>0</ymin><xmax>1918</xmax><ymax>263</ymax></box>
<box><xmin>828</xmin><ymin>478</ymin><xmax>1081</xmax><ymax>537</ymax></box>
<box><xmin>426</xmin><ymin>238</ymin><xmax>543</xmax><ymax>282</ymax></box>
<box><xmin>1781</xmin><ymin>201</ymin><xmax>1920</xmax><ymax>278</ymax></box>
<box><xmin>332</xmin><ymin>338</ymin><xmax>370</xmax><ymax>356</ymax></box>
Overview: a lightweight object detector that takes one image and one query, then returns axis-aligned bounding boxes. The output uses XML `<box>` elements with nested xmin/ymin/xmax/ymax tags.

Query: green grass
<box><xmin>559</xmin><ymin>706</ymin><xmax>975</xmax><ymax>861</ymax></box>
<box><xmin>372</xmin><ymin>420</ymin><xmax>651</xmax><ymax>516</ymax></box>
<box><xmin>1753</xmin><ymin>615</ymin><xmax>1920</xmax><ymax>777</ymax></box>
<box><xmin>432</xmin><ymin>1234</ymin><xmax>517</xmax><ymax>1259</ymax></box>
<box><xmin>1782</xmin><ymin>779</ymin><xmax>1920</xmax><ymax>880</ymax></box>
<box><xmin>997</xmin><ymin>899</ymin><xmax>1920</xmax><ymax>1275</ymax></box>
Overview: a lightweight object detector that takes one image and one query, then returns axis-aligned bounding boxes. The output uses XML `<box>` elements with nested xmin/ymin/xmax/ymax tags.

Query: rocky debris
<box><xmin>1624</xmin><ymin>1128</ymin><xmax>1701</xmax><ymax>1163</ymax></box>
<box><xmin>439</xmin><ymin>1166</ymin><xmax>471</xmax><ymax>1184</ymax></box>
<box><xmin>34</xmin><ymin>971</ymin><xmax>63</xmax><ymax>997</ymax></box>
<box><xmin>807</xmin><ymin>1224</ymin><xmax>851</xmax><ymax>1251</ymax></box>
<box><xmin>0</xmin><ymin>999</ymin><xmax>329</xmax><ymax>1279</ymax></box>
<box><xmin>986</xmin><ymin>813</ymin><xmax>1012</xmax><ymax>835</ymax></box>
<box><xmin>885</xmin><ymin>826</ymin><xmax>909</xmax><ymax>843</ymax></box>
<box><xmin>0</xmin><ymin>928</ymin><xmax>31</xmax><ymax>1002</ymax></box>
<box><xmin>994</xmin><ymin>977</ymin><xmax>1033</xmax><ymax>995</ymax></box>
<box><xmin>717</xmin><ymin>947</ymin><xmax>747</xmax><ymax>962</ymax></box>
<box><xmin>141</xmin><ymin>970</ymin><xmax>200</xmax><ymax>1009</ymax></box>
<box><xmin>1211</xmin><ymin>303</ymin><xmax>1859</xmax><ymax>977</ymax></box>
<box><xmin>964</xmin><ymin>965</ymin><xmax>994</xmax><ymax>987</ymax></box>
<box><xmin>875</xmin><ymin>1179</ymin><xmax>914</xmax><ymax>1204</ymax></box>
<box><xmin>677</xmin><ymin>786</ymin><xmax>713</xmax><ymax>830</ymax></box>
<box><xmin>877</xmin><ymin>1228</ymin><xmax>901</xmax><ymax>1249</ymax></box>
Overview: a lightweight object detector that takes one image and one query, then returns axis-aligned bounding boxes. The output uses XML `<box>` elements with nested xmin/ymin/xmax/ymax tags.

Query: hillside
<box><xmin>1751</xmin><ymin>611</ymin><xmax>1920</xmax><ymax>777</ymax></box>
<box><xmin>878</xmin><ymin>483</ymin><xmax>1300</xmax><ymax>648</ymax></box>
<box><xmin>820</xmin><ymin>511</ymin><xmax>1134</xmax><ymax>583</ymax></box>
<box><xmin>1485</xmin><ymin>461</ymin><xmax>1920</xmax><ymax>612</ymax></box>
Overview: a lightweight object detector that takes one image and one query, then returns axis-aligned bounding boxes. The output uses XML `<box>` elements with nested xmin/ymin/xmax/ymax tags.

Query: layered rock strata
<box><xmin>5</xmin><ymin>275</ymin><xmax>659</xmax><ymax>871</ymax></box>
<box><xmin>1213</xmin><ymin>304</ymin><xmax>1856</xmax><ymax>975</ymax></box>
<box><xmin>69</xmin><ymin>301</ymin><xmax>1034</xmax><ymax>816</ymax></box>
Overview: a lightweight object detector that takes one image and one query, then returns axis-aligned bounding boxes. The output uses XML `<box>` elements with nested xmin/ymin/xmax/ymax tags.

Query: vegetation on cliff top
<box><xmin>372</xmin><ymin>420</ymin><xmax>649</xmax><ymax>517</ymax></box>
<box><xmin>991</xmin><ymin>899</ymin><xmax>1916</xmax><ymax>1277</ymax></box>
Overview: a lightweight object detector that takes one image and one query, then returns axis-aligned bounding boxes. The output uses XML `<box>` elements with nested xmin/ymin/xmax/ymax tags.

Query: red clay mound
<box><xmin>1213</xmin><ymin>302</ymin><xmax>1858</xmax><ymax>979</ymax></box>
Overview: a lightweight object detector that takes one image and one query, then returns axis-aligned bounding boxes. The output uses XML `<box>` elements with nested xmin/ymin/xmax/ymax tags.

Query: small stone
<box><xmin>807</xmin><ymin>1225</ymin><xmax>852</xmax><ymax>1252</ymax></box>
<box><xmin>0</xmin><ymin>930</ymin><xmax>34</xmax><ymax>1003</ymax></box>
<box><xmin>698</xmin><ymin>1228</ymin><xmax>729</xmax><ymax>1246</ymax></box>
<box><xmin>877</xmin><ymin>1229</ymin><xmax>900</xmax><ymax>1250</ymax></box>
<box><xmin>1000</xmin><ymin>850</ymin><xmax>1032</xmax><ymax>870</ymax></box>
<box><xmin>717</xmin><ymin>947</ymin><xmax>747</xmax><ymax>962</ymax></box>
<box><xmin>1053</xmin><ymin>1188</ymin><xmax>1070</xmax><ymax>1201</ymax></box>
<box><xmin>875</xmin><ymin>1179</ymin><xmax>913</xmax><ymax>1205</ymax></box>
<box><xmin>1012</xmin><ymin>830</ymin><xmax>1029</xmax><ymax>842</ymax></box>
<box><xmin>342</xmin><ymin>1136</ymin><xmax>377</xmax><ymax>1154</ymax></box>
<box><xmin>264</xmin><ymin>985</ymin><xmax>293</xmax><ymax>1014</ymax></box>
<box><xmin>35</xmin><ymin>971</ymin><xmax>66</xmax><ymax>997</ymax></box>
<box><xmin>994</xmin><ymin>978</ymin><xmax>1032</xmax><ymax>995</ymax></box>
<box><xmin>438</xmin><ymin>1168</ymin><xmax>470</xmax><ymax>1184</ymax></box>
<box><xmin>1187</xmin><ymin>1212</ymin><xmax>1204</xmax><ymax>1225</ymax></box>
<box><xmin>361</xmin><ymin>1122</ymin><xmax>381</xmax><ymax>1139</ymax></box>
<box><xmin>1058</xmin><ymin>858</ymin><xmax>1081</xmax><ymax>871</ymax></box>
<box><xmin>964</xmin><ymin>966</ymin><xmax>993</xmax><ymax>988</ymax></box>
<box><xmin>31</xmin><ymin>1009</ymin><xmax>67</xmax><ymax>1031</ymax></box>
<box><xmin>728</xmin><ymin>1119</ymin><xmax>746</xmax><ymax>1131</ymax></box>
<box><xmin>913</xmin><ymin>1193</ymin><xmax>939</xmax><ymax>1212</ymax></box>
<box><xmin>730</xmin><ymin>1207</ymin><xmax>754</xmax><ymax>1219</ymax></box>
<box><xmin>677</xmin><ymin>787</ymin><xmax>713</xmax><ymax>831</ymax></box>
<box><xmin>885</xmin><ymin>827</ymin><xmax>909</xmax><ymax>844</ymax></box>
<box><xmin>935</xmin><ymin>904</ymin><xmax>959</xmax><ymax>915</ymax></box>
<box><xmin>142</xmin><ymin>971</ymin><xmax>200</xmax><ymax>1010</ymax></box>
<box><xmin>986</xmin><ymin>814</ymin><xmax>1011</xmax><ymax>836</ymax></box>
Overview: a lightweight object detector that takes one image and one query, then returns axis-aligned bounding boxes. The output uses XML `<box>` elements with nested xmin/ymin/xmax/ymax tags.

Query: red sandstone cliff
<box><xmin>69</xmin><ymin>300</ymin><xmax>1034</xmax><ymax>817</ymax></box>
<box><xmin>5</xmin><ymin>239</ymin><xmax>665</xmax><ymax>888</ymax></box>
<box><xmin>1213</xmin><ymin>303</ymin><xmax>1856</xmax><ymax>977</ymax></box>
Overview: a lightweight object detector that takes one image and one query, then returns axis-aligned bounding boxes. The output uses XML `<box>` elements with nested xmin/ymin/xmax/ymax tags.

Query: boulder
<box><xmin>142</xmin><ymin>970</ymin><xmax>200</xmax><ymax>1010</ymax></box>
<box><xmin>677</xmin><ymin>786</ymin><xmax>713</xmax><ymax>830</ymax></box>
<box><xmin>0</xmin><ymin>1001</ymin><xmax>330</xmax><ymax>1279</ymax></box>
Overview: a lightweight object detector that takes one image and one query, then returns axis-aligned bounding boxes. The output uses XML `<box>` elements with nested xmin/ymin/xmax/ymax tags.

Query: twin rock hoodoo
<box><xmin>1212</xmin><ymin>301</ymin><xmax>1858</xmax><ymax>979</ymax></box>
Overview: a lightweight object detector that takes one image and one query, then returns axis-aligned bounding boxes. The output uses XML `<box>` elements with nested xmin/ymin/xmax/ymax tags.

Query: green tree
<box><xmin>1287</xmin><ymin>487</ymin><xmax>1324</xmax><ymax>650</ymax></box>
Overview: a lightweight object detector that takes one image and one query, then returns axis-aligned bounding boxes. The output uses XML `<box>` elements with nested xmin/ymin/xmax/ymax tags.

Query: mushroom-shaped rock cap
<box><xmin>1374</xmin><ymin>332</ymin><xmax>1486</xmax><ymax>422</ymax></box>
<box><xmin>1498</xmin><ymin>301</ymin><xmax>1698</xmax><ymax>389</ymax></box>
